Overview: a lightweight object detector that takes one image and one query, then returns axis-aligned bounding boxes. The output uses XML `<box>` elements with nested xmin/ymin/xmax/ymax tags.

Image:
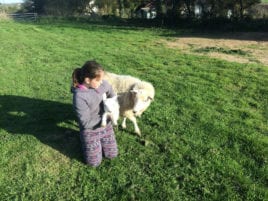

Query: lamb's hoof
<box><xmin>135</xmin><ymin>131</ymin><xmax>141</xmax><ymax>137</ymax></box>
<box><xmin>101</xmin><ymin>123</ymin><xmax>106</xmax><ymax>127</ymax></box>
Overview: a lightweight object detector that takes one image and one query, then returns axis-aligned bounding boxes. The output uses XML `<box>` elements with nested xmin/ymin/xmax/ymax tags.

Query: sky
<box><xmin>0</xmin><ymin>0</ymin><xmax>23</xmax><ymax>4</ymax></box>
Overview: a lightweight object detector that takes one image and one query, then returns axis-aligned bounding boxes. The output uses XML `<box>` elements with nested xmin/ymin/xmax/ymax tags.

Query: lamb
<box><xmin>101</xmin><ymin>93</ymin><xmax>120</xmax><ymax>127</ymax></box>
<box><xmin>103</xmin><ymin>72</ymin><xmax>141</xmax><ymax>94</ymax></box>
<box><xmin>104</xmin><ymin>72</ymin><xmax>155</xmax><ymax>136</ymax></box>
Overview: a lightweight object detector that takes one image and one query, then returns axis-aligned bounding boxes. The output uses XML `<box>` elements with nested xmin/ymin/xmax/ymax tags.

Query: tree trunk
<box><xmin>118</xmin><ymin>0</ymin><xmax>124</xmax><ymax>17</ymax></box>
<box><xmin>239</xmin><ymin>0</ymin><xmax>244</xmax><ymax>19</ymax></box>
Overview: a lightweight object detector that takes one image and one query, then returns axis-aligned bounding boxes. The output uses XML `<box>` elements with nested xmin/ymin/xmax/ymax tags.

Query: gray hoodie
<box><xmin>72</xmin><ymin>80</ymin><xmax>115</xmax><ymax>131</ymax></box>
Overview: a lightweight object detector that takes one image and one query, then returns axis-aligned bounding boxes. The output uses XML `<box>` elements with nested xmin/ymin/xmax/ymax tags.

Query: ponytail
<box><xmin>72</xmin><ymin>68</ymin><xmax>82</xmax><ymax>88</ymax></box>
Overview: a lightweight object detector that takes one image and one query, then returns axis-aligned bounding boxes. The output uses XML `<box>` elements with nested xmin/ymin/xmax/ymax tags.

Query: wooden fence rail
<box><xmin>7</xmin><ymin>13</ymin><xmax>38</xmax><ymax>21</ymax></box>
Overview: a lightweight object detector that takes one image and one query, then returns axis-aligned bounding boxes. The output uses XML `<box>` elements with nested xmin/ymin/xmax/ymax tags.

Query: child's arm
<box><xmin>105</xmin><ymin>80</ymin><xmax>116</xmax><ymax>98</ymax></box>
<box><xmin>74</xmin><ymin>93</ymin><xmax>99</xmax><ymax>130</ymax></box>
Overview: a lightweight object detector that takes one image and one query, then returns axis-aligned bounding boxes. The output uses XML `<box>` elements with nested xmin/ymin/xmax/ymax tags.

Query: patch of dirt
<box><xmin>163</xmin><ymin>32</ymin><xmax>268</xmax><ymax>66</ymax></box>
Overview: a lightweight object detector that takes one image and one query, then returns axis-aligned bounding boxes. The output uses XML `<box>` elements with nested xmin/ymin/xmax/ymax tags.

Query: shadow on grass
<box><xmin>0</xmin><ymin>95</ymin><xmax>83</xmax><ymax>162</ymax></box>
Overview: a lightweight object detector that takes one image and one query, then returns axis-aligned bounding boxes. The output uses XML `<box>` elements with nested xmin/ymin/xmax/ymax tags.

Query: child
<box><xmin>72</xmin><ymin>60</ymin><xmax>118</xmax><ymax>167</ymax></box>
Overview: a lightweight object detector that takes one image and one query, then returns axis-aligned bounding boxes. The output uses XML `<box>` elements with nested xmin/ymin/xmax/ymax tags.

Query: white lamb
<box><xmin>104</xmin><ymin>72</ymin><xmax>155</xmax><ymax>136</ymax></box>
<box><xmin>104</xmin><ymin>72</ymin><xmax>140</xmax><ymax>94</ymax></box>
<box><xmin>101</xmin><ymin>93</ymin><xmax>120</xmax><ymax>127</ymax></box>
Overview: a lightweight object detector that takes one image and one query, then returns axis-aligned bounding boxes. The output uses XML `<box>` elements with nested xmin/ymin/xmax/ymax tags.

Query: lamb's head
<box><xmin>103</xmin><ymin>95</ymin><xmax>120</xmax><ymax>126</ymax></box>
<box><xmin>103</xmin><ymin>96</ymin><xmax>119</xmax><ymax>112</ymax></box>
<box><xmin>130</xmin><ymin>81</ymin><xmax>155</xmax><ymax>117</ymax></box>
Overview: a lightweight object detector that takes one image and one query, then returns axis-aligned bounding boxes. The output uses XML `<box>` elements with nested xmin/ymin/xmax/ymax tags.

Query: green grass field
<box><xmin>0</xmin><ymin>19</ymin><xmax>267</xmax><ymax>201</ymax></box>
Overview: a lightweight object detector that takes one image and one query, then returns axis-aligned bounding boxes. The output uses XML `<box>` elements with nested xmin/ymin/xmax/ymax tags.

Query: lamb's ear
<box><xmin>148</xmin><ymin>96</ymin><xmax>154</xmax><ymax>101</ymax></box>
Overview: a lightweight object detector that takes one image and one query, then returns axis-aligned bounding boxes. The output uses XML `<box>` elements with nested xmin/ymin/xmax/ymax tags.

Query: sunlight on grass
<box><xmin>194</xmin><ymin>46</ymin><xmax>249</xmax><ymax>56</ymax></box>
<box><xmin>7</xmin><ymin>111</ymin><xmax>27</xmax><ymax>117</ymax></box>
<box><xmin>0</xmin><ymin>19</ymin><xmax>267</xmax><ymax>201</ymax></box>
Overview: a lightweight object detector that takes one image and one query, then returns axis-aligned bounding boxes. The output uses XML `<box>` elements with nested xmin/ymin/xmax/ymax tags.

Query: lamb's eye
<box><xmin>144</xmin><ymin>98</ymin><xmax>150</xmax><ymax>102</ymax></box>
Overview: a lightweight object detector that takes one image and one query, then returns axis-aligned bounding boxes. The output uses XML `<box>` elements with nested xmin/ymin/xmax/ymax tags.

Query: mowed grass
<box><xmin>0</xmin><ymin>19</ymin><xmax>267</xmax><ymax>201</ymax></box>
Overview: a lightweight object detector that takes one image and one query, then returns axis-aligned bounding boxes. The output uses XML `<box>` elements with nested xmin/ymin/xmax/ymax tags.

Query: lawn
<box><xmin>0</xmin><ymin>19</ymin><xmax>267</xmax><ymax>201</ymax></box>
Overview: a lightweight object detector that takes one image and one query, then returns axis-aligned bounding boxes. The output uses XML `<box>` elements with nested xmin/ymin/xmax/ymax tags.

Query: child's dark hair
<box><xmin>72</xmin><ymin>60</ymin><xmax>104</xmax><ymax>88</ymax></box>
<box><xmin>72</xmin><ymin>68</ymin><xmax>82</xmax><ymax>88</ymax></box>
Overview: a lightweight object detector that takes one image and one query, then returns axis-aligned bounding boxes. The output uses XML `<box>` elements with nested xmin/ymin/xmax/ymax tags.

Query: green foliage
<box><xmin>0</xmin><ymin>3</ymin><xmax>21</xmax><ymax>13</ymax></box>
<box><xmin>0</xmin><ymin>19</ymin><xmax>267</xmax><ymax>201</ymax></box>
<box><xmin>21</xmin><ymin>0</ymin><xmax>263</xmax><ymax>20</ymax></box>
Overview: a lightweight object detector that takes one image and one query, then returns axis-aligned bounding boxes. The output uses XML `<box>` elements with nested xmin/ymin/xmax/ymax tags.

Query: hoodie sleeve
<box><xmin>73</xmin><ymin>91</ymin><xmax>100</xmax><ymax>130</ymax></box>
<box><xmin>103</xmin><ymin>80</ymin><xmax>116</xmax><ymax>98</ymax></box>
<box><xmin>73</xmin><ymin>92</ymin><xmax>90</xmax><ymax>129</ymax></box>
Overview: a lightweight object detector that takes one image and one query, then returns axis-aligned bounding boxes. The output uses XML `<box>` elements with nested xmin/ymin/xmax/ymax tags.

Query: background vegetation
<box><xmin>0</xmin><ymin>18</ymin><xmax>267</xmax><ymax>200</ymax></box>
<box><xmin>19</xmin><ymin>0</ymin><xmax>261</xmax><ymax>18</ymax></box>
<box><xmin>1</xmin><ymin>1</ymin><xmax>267</xmax><ymax>31</ymax></box>
<box><xmin>19</xmin><ymin>0</ymin><xmax>268</xmax><ymax>21</ymax></box>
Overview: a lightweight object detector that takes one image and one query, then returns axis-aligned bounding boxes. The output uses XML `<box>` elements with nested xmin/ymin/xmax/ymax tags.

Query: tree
<box><xmin>20</xmin><ymin>0</ymin><xmax>262</xmax><ymax>20</ymax></box>
<box><xmin>236</xmin><ymin>0</ymin><xmax>260</xmax><ymax>19</ymax></box>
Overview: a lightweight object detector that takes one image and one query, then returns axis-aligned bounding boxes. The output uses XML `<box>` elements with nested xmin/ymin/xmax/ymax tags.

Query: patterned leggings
<box><xmin>80</xmin><ymin>123</ymin><xmax>118</xmax><ymax>167</ymax></box>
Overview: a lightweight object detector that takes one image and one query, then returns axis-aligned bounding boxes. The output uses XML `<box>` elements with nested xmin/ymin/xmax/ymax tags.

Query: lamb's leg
<box><xmin>112</xmin><ymin>111</ymin><xmax>119</xmax><ymax>126</ymax></box>
<box><xmin>101</xmin><ymin>113</ymin><xmax>108</xmax><ymax>127</ymax></box>
<box><xmin>128</xmin><ymin>116</ymin><xmax>141</xmax><ymax>136</ymax></box>
<box><xmin>111</xmin><ymin>114</ymin><xmax>118</xmax><ymax>126</ymax></box>
<box><xmin>122</xmin><ymin>117</ymin><xmax>127</xmax><ymax>129</ymax></box>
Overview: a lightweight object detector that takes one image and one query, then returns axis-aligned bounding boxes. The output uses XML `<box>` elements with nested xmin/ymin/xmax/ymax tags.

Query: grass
<box><xmin>0</xmin><ymin>19</ymin><xmax>267</xmax><ymax>201</ymax></box>
<box><xmin>193</xmin><ymin>47</ymin><xmax>249</xmax><ymax>56</ymax></box>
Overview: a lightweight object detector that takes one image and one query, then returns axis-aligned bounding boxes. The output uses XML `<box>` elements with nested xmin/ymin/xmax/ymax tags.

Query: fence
<box><xmin>7</xmin><ymin>13</ymin><xmax>38</xmax><ymax>21</ymax></box>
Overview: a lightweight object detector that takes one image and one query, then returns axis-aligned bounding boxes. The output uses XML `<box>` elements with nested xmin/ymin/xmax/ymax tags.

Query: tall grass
<box><xmin>0</xmin><ymin>19</ymin><xmax>267</xmax><ymax>201</ymax></box>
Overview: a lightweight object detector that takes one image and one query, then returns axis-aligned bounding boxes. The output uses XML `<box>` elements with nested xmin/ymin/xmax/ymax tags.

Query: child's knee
<box><xmin>105</xmin><ymin>148</ymin><xmax>118</xmax><ymax>159</ymax></box>
<box><xmin>85</xmin><ymin>158</ymin><xmax>102</xmax><ymax>167</ymax></box>
<box><xmin>87</xmin><ymin>161</ymin><xmax>102</xmax><ymax>167</ymax></box>
<box><xmin>84</xmin><ymin>151</ymin><xmax>102</xmax><ymax>167</ymax></box>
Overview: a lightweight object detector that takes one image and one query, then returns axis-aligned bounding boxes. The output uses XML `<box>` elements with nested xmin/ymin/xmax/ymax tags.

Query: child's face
<box><xmin>86</xmin><ymin>71</ymin><xmax>104</xmax><ymax>89</ymax></box>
